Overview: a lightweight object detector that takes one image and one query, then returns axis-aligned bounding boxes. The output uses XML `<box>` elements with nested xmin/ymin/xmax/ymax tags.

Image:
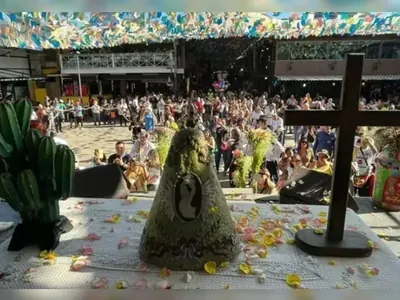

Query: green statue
<box><xmin>139</xmin><ymin>128</ymin><xmax>241</xmax><ymax>270</ymax></box>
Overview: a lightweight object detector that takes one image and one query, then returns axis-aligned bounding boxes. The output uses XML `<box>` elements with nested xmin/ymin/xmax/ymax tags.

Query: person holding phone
<box><xmin>107</xmin><ymin>141</ymin><xmax>131</xmax><ymax>171</ymax></box>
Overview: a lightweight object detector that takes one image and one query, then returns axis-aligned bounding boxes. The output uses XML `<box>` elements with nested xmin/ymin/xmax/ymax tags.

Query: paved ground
<box><xmin>59</xmin><ymin>123</ymin><xmax>135</xmax><ymax>167</ymax></box>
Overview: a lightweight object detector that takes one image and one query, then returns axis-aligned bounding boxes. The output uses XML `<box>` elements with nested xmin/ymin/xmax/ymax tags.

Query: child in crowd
<box><xmin>146</xmin><ymin>150</ymin><xmax>161</xmax><ymax>191</ymax></box>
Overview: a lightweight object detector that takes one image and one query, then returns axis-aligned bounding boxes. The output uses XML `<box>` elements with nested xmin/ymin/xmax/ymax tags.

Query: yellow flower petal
<box><xmin>319</xmin><ymin>211</ymin><xmax>327</xmax><ymax>217</ymax></box>
<box><xmin>39</xmin><ymin>250</ymin><xmax>48</xmax><ymax>258</ymax></box>
<box><xmin>293</xmin><ymin>224</ymin><xmax>303</xmax><ymax>231</ymax></box>
<box><xmin>272</xmin><ymin>228</ymin><xmax>284</xmax><ymax>238</ymax></box>
<box><xmin>239</xmin><ymin>263</ymin><xmax>252</xmax><ymax>275</ymax></box>
<box><xmin>314</xmin><ymin>229</ymin><xmax>324</xmax><ymax>235</ymax></box>
<box><xmin>257</xmin><ymin>249</ymin><xmax>268</xmax><ymax>258</ymax></box>
<box><xmin>160</xmin><ymin>267</ymin><xmax>172</xmax><ymax>278</ymax></box>
<box><xmin>220</xmin><ymin>261</ymin><xmax>230</xmax><ymax>269</ymax></box>
<box><xmin>47</xmin><ymin>251</ymin><xmax>57</xmax><ymax>260</ymax></box>
<box><xmin>131</xmin><ymin>197</ymin><xmax>137</xmax><ymax>203</ymax></box>
<box><xmin>287</xmin><ymin>238</ymin><xmax>295</xmax><ymax>245</ymax></box>
<box><xmin>367</xmin><ymin>240</ymin><xmax>377</xmax><ymax>249</ymax></box>
<box><xmin>204</xmin><ymin>261</ymin><xmax>217</xmax><ymax>274</ymax></box>
<box><xmin>263</xmin><ymin>233</ymin><xmax>276</xmax><ymax>246</ymax></box>
<box><xmin>116</xmin><ymin>280</ymin><xmax>128</xmax><ymax>289</ymax></box>
<box><xmin>224</xmin><ymin>284</ymin><xmax>231</xmax><ymax>289</ymax></box>
<box><xmin>329</xmin><ymin>260</ymin><xmax>336</xmax><ymax>266</ymax></box>
<box><xmin>318</xmin><ymin>217</ymin><xmax>327</xmax><ymax>224</ymax></box>
<box><xmin>137</xmin><ymin>210</ymin><xmax>150</xmax><ymax>218</ymax></box>
<box><xmin>286</xmin><ymin>273</ymin><xmax>302</xmax><ymax>288</ymax></box>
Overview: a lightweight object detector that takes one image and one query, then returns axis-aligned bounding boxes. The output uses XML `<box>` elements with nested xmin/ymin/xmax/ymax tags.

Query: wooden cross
<box><xmin>284</xmin><ymin>53</ymin><xmax>400</xmax><ymax>257</ymax></box>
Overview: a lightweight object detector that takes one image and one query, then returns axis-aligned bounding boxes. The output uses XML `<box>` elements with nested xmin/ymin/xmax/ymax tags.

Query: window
<box><xmin>365</xmin><ymin>42</ymin><xmax>380</xmax><ymax>59</ymax></box>
<box><xmin>381</xmin><ymin>42</ymin><xmax>400</xmax><ymax>59</ymax></box>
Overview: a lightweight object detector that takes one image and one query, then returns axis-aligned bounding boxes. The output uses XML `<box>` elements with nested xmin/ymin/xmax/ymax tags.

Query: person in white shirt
<box><xmin>117</xmin><ymin>99</ymin><xmax>128</xmax><ymax>127</ymax></box>
<box><xmin>271</xmin><ymin>113</ymin><xmax>285</xmax><ymax>145</ymax></box>
<box><xmin>91</xmin><ymin>100</ymin><xmax>102</xmax><ymax>127</ymax></box>
<box><xmin>129</xmin><ymin>130</ymin><xmax>156</xmax><ymax>163</ymax></box>
<box><xmin>264</xmin><ymin>103</ymin><xmax>277</xmax><ymax>127</ymax></box>
<box><xmin>251</xmin><ymin>106</ymin><xmax>264</xmax><ymax>127</ymax></box>
<box><xmin>157</xmin><ymin>98</ymin><xmax>166</xmax><ymax>124</ymax></box>
<box><xmin>325</xmin><ymin>98</ymin><xmax>335</xmax><ymax>110</ymax></box>
<box><xmin>265</xmin><ymin>139</ymin><xmax>285</xmax><ymax>183</ymax></box>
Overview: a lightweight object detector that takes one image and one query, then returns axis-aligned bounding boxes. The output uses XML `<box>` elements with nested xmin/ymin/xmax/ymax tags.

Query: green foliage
<box><xmin>155</xmin><ymin>127</ymin><xmax>175</xmax><ymax>168</ymax></box>
<box><xmin>233</xmin><ymin>154</ymin><xmax>252</xmax><ymax>188</ymax></box>
<box><xmin>374</xmin><ymin>127</ymin><xmax>400</xmax><ymax>154</ymax></box>
<box><xmin>0</xmin><ymin>100</ymin><xmax>75</xmax><ymax>223</ymax></box>
<box><xmin>247</xmin><ymin>129</ymin><xmax>276</xmax><ymax>174</ymax></box>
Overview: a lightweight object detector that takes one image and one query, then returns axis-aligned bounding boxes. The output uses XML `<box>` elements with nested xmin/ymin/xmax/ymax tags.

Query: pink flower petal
<box><xmin>70</xmin><ymin>260</ymin><xmax>87</xmax><ymax>271</ymax></box>
<box><xmin>136</xmin><ymin>262</ymin><xmax>149</xmax><ymax>272</ymax></box>
<box><xmin>91</xmin><ymin>277</ymin><xmax>109</xmax><ymax>289</ymax></box>
<box><xmin>87</xmin><ymin>200</ymin><xmax>101</xmax><ymax>204</ymax></box>
<box><xmin>118</xmin><ymin>237</ymin><xmax>129</xmax><ymax>249</ymax></box>
<box><xmin>87</xmin><ymin>233</ymin><xmax>102</xmax><ymax>241</ymax></box>
<box><xmin>81</xmin><ymin>246</ymin><xmax>95</xmax><ymax>256</ymax></box>
<box><xmin>133</xmin><ymin>279</ymin><xmax>148</xmax><ymax>289</ymax></box>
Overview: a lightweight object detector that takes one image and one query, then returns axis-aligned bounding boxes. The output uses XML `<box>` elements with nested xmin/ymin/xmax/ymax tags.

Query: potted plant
<box><xmin>371</xmin><ymin>127</ymin><xmax>400</xmax><ymax>211</ymax></box>
<box><xmin>0</xmin><ymin>100</ymin><xmax>75</xmax><ymax>251</ymax></box>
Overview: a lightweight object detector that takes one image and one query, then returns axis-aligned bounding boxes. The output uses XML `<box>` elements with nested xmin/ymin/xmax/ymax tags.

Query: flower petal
<box><xmin>155</xmin><ymin>280</ymin><xmax>171</xmax><ymax>289</ymax></box>
<box><xmin>116</xmin><ymin>280</ymin><xmax>129</xmax><ymax>289</ymax></box>
<box><xmin>219</xmin><ymin>261</ymin><xmax>230</xmax><ymax>269</ymax></box>
<box><xmin>204</xmin><ymin>261</ymin><xmax>217</xmax><ymax>274</ymax></box>
<box><xmin>118</xmin><ymin>237</ymin><xmax>129</xmax><ymax>249</ymax></box>
<box><xmin>136</xmin><ymin>262</ymin><xmax>149</xmax><ymax>272</ymax></box>
<box><xmin>105</xmin><ymin>213</ymin><xmax>121</xmax><ymax>223</ymax></box>
<box><xmin>133</xmin><ymin>279</ymin><xmax>148</xmax><ymax>289</ymax></box>
<box><xmin>239</xmin><ymin>263</ymin><xmax>252</xmax><ymax>275</ymax></box>
<box><xmin>160</xmin><ymin>267</ymin><xmax>172</xmax><ymax>278</ymax></box>
<box><xmin>286</xmin><ymin>273</ymin><xmax>302</xmax><ymax>288</ymax></box>
<box><xmin>257</xmin><ymin>249</ymin><xmax>267</xmax><ymax>258</ymax></box>
<box><xmin>70</xmin><ymin>260</ymin><xmax>87</xmax><ymax>271</ymax></box>
<box><xmin>184</xmin><ymin>271</ymin><xmax>194</xmax><ymax>283</ymax></box>
<box><xmin>91</xmin><ymin>277</ymin><xmax>109</xmax><ymax>289</ymax></box>
<box><xmin>87</xmin><ymin>233</ymin><xmax>102</xmax><ymax>241</ymax></box>
<box><xmin>81</xmin><ymin>246</ymin><xmax>94</xmax><ymax>256</ymax></box>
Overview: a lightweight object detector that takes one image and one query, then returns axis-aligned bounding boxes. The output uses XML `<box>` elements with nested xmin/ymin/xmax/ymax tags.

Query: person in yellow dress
<box><xmin>311</xmin><ymin>149</ymin><xmax>333</xmax><ymax>175</ymax></box>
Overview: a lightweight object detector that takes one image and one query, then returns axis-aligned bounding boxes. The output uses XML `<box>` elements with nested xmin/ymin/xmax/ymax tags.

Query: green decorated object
<box><xmin>372</xmin><ymin>151</ymin><xmax>400</xmax><ymax>211</ymax></box>
<box><xmin>139</xmin><ymin>128</ymin><xmax>241</xmax><ymax>270</ymax></box>
<box><xmin>0</xmin><ymin>100</ymin><xmax>75</xmax><ymax>251</ymax></box>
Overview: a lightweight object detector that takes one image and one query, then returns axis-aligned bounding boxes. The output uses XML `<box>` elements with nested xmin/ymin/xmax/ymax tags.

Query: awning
<box><xmin>275</xmin><ymin>75</ymin><xmax>400</xmax><ymax>82</ymax></box>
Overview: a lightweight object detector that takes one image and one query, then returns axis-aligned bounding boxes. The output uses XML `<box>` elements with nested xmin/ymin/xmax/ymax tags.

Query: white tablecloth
<box><xmin>0</xmin><ymin>198</ymin><xmax>399</xmax><ymax>290</ymax></box>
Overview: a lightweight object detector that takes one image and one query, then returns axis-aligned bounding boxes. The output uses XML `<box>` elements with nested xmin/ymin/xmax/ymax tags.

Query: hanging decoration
<box><xmin>0</xmin><ymin>12</ymin><xmax>398</xmax><ymax>50</ymax></box>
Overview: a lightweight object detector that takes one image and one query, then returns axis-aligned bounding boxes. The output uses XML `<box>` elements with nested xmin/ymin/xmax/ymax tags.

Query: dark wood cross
<box><xmin>284</xmin><ymin>53</ymin><xmax>400</xmax><ymax>257</ymax></box>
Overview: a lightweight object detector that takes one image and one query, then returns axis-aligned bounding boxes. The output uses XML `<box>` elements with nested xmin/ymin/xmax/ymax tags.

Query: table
<box><xmin>130</xmin><ymin>188</ymin><xmax>268</xmax><ymax>201</ymax></box>
<box><xmin>0</xmin><ymin>198</ymin><xmax>400</xmax><ymax>290</ymax></box>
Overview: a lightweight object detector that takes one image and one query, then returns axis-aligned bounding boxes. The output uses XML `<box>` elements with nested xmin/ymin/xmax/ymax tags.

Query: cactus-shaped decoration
<box><xmin>0</xmin><ymin>100</ymin><xmax>75</xmax><ymax>251</ymax></box>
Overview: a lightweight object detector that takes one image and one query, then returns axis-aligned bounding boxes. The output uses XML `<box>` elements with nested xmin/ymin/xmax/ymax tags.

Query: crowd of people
<box><xmin>29</xmin><ymin>91</ymin><xmax>397</xmax><ymax>196</ymax></box>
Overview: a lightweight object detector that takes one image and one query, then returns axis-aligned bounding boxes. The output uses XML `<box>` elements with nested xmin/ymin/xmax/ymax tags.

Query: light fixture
<box><xmin>264</xmin><ymin>77</ymin><xmax>268</xmax><ymax>80</ymax></box>
<box><xmin>332</xmin><ymin>82</ymin><xmax>336</xmax><ymax>86</ymax></box>
<box><xmin>240</xmin><ymin>68</ymin><xmax>244</xmax><ymax>72</ymax></box>
<box><xmin>265</xmin><ymin>66</ymin><xmax>268</xmax><ymax>69</ymax></box>
<box><xmin>302</xmin><ymin>83</ymin><xmax>306</xmax><ymax>87</ymax></box>
<box><xmin>362</xmin><ymin>82</ymin><xmax>365</xmax><ymax>86</ymax></box>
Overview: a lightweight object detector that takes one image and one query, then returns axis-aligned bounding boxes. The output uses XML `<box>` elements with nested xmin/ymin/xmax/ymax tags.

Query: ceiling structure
<box><xmin>0</xmin><ymin>12</ymin><xmax>398</xmax><ymax>50</ymax></box>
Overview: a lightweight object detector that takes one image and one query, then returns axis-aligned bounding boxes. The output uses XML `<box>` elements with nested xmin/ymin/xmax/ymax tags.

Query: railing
<box><xmin>61</xmin><ymin>52</ymin><xmax>174</xmax><ymax>70</ymax></box>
